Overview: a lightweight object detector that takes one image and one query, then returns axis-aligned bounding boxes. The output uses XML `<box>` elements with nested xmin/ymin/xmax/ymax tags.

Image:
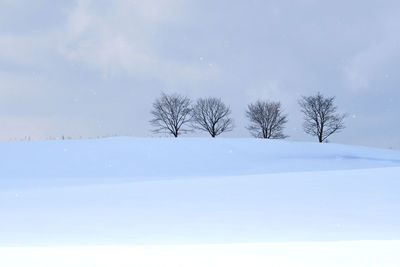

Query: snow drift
<box><xmin>1</xmin><ymin>137</ymin><xmax>400</xmax><ymax>266</ymax></box>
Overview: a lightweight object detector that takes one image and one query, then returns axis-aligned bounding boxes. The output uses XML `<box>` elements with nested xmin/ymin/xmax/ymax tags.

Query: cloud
<box><xmin>56</xmin><ymin>0</ymin><xmax>217</xmax><ymax>81</ymax></box>
<box><xmin>343</xmin><ymin>37</ymin><xmax>400</xmax><ymax>91</ymax></box>
<box><xmin>0</xmin><ymin>0</ymin><xmax>399</xmax><ymax>148</ymax></box>
<box><xmin>342</xmin><ymin>9</ymin><xmax>400</xmax><ymax>91</ymax></box>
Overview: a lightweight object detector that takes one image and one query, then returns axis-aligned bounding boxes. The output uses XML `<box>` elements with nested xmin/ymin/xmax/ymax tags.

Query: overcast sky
<box><xmin>0</xmin><ymin>0</ymin><xmax>399</xmax><ymax>148</ymax></box>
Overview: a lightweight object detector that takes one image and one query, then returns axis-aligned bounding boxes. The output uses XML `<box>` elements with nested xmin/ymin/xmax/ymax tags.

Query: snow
<box><xmin>2</xmin><ymin>137</ymin><xmax>399</xmax><ymax>187</ymax></box>
<box><xmin>1</xmin><ymin>137</ymin><xmax>400</xmax><ymax>266</ymax></box>
<box><xmin>2</xmin><ymin>241</ymin><xmax>400</xmax><ymax>267</ymax></box>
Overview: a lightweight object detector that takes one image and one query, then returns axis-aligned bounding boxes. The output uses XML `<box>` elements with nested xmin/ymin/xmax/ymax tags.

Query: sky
<box><xmin>0</xmin><ymin>0</ymin><xmax>399</xmax><ymax>149</ymax></box>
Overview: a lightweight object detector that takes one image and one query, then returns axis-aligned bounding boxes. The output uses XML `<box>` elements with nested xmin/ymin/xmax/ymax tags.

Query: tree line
<box><xmin>150</xmin><ymin>92</ymin><xmax>346</xmax><ymax>143</ymax></box>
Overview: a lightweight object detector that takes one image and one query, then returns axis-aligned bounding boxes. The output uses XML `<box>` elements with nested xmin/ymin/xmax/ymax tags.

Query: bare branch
<box><xmin>246</xmin><ymin>100</ymin><xmax>288</xmax><ymax>139</ymax></box>
<box><xmin>299</xmin><ymin>92</ymin><xmax>346</xmax><ymax>142</ymax></box>
<box><xmin>150</xmin><ymin>92</ymin><xmax>192</xmax><ymax>137</ymax></box>
<box><xmin>191</xmin><ymin>97</ymin><xmax>234</xmax><ymax>137</ymax></box>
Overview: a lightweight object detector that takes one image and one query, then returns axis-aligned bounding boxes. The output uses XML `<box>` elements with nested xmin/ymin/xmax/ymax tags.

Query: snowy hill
<box><xmin>2</xmin><ymin>137</ymin><xmax>400</xmax><ymax>186</ymax></box>
<box><xmin>1</xmin><ymin>137</ymin><xmax>400</xmax><ymax>266</ymax></box>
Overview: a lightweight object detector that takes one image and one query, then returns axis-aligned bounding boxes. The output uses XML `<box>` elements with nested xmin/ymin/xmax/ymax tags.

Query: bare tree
<box><xmin>299</xmin><ymin>92</ymin><xmax>346</xmax><ymax>143</ymax></box>
<box><xmin>191</xmin><ymin>97</ymin><xmax>233</xmax><ymax>137</ymax></box>
<box><xmin>246</xmin><ymin>100</ymin><xmax>288</xmax><ymax>139</ymax></box>
<box><xmin>150</xmin><ymin>92</ymin><xmax>192</xmax><ymax>137</ymax></box>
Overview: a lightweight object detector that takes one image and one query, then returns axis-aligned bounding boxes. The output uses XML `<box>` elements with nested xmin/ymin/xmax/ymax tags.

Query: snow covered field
<box><xmin>2</xmin><ymin>241</ymin><xmax>400</xmax><ymax>267</ymax></box>
<box><xmin>1</xmin><ymin>137</ymin><xmax>400</xmax><ymax>266</ymax></box>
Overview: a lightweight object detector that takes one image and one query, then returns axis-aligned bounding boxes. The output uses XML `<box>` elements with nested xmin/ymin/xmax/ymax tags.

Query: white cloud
<box><xmin>0</xmin><ymin>0</ymin><xmax>399</xmax><ymax>148</ymax></box>
<box><xmin>56</xmin><ymin>0</ymin><xmax>217</xmax><ymax>81</ymax></box>
<box><xmin>342</xmin><ymin>13</ymin><xmax>400</xmax><ymax>91</ymax></box>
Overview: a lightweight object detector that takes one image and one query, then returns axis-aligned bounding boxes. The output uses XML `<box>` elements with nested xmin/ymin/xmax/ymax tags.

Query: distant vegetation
<box><xmin>299</xmin><ymin>92</ymin><xmax>347</xmax><ymax>143</ymax></box>
<box><xmin>149</xmin><ymin>93</ymin><xmax>192</xmax><ymax>138</ymax></box>
<box><xmin>246</xmin><ymin>100</ymin><xmax>288</xmax><ymax>139</ymax></box>
<box><xmin>150</xmin><ymin>92</ymin><xmax>346</xmax><ymax>142</ymax></box>
<box><xmin>191</xmin><ymin>97</ymin><xmax>233</xmax><ymax>138</ymax></box>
